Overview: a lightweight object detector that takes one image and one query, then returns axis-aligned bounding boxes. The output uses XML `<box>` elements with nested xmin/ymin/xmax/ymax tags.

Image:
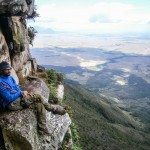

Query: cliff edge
<box><xmin>0</xmin><ymin>0</ymin><xmax>71</xmax><ymax>150</ymax></box>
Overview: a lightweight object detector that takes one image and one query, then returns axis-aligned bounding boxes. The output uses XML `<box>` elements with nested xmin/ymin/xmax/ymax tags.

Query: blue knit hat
<box><xmin>0</xmin><ymin>61</ymin><xmax>12</xmax><ymax>72</ymax></box>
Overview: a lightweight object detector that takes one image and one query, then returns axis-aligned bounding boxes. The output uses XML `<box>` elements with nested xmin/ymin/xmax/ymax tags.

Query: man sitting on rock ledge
<box><xmin>0</xmin><ymin>61</ymin><xmax>66</xmax><ymax>135</ymax></box>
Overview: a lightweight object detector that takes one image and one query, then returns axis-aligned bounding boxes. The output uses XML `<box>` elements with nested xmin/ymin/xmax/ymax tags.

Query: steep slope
<box><xmin>64</xmin><ymin>83</ymin><xmax>150</xmax><ymax>150</ymax></box>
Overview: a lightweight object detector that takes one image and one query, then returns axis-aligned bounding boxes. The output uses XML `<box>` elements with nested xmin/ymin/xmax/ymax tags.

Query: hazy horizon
<box><xmin>28</xmin><ymin>0</ymin><xmax>150</xmax><ymax>35</ymax></box>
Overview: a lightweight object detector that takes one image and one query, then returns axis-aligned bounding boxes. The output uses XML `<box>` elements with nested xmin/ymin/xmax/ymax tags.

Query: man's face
<box><xmin>1</xmin><ymin>68</ymin><xmax>12</xmax><ymax>76</ymax></box>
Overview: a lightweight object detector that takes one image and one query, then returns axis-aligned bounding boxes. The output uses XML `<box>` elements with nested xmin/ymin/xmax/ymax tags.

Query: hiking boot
<box><xmin>51</xmin><ymin>104</ymin><xmax>66</xmax><ymax>115</ymax></box>
<box><xmin>44</xmin><ymin>103</ymin><xmax>66</xmax><ymax>115</ymax></box>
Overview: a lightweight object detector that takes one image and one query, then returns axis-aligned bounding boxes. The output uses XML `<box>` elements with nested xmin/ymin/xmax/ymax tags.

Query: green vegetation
<box><xmin>67</xmin><ymin>107</ymin><xmax>82</xmax><ymax>150</ymax></box>
<box><xmin>41</xmin><ymin>69</ymin><xmax>150</xmax><ymax>149</ymax></box>
<box><xmin>45</xmin><ymin>69</ymin><xmax>64</xmax><ymax>104</ymax></box>
<box><xmin>60</xmin><ymin>107</ymin><xmax>82</xmax><ymax>150</ymax></box>
<box><xmin>64</xmin><ymin>83</ymin><xmax>150</xmax><ymax>150</ymax></box>
<box><xmin>45</xmin><ymin>69</ymin><xmax>81</xmax><ymax>149</ymax></box>
<box><xmin>48</xmin><ymin>84</ymin><xmax>59</xmax><ymax>104</ymax></box>
<box><xmin>46</xmin><ymin>69</ymin><xmax>64</xmax><ymax>85</ymax></box>
<box><xmin>28</xmin><ymin>26</ymin><xmax>37</xmax><ymax>46</ymax></box>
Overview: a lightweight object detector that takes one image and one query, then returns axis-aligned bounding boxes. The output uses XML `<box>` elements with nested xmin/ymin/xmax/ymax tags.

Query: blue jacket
<box><xmin>0</xmin><ymin>75</ymin><xmax>22</xmax><ymax>108</ymax></box>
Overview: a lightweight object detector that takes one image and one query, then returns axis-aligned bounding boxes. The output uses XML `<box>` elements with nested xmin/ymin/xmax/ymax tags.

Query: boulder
<box><xmin>57</xmin><ymin>84</ymin><xmax>64</xmax><ymax>100</ymax></box>
<box><xmin>0</xmin><ymin>109</ymin><xmax>71</xmax><ymax>150</ymax></box>
<box><xmin>24</xmin><ymin>77</ymin><xmax>50</xmax><ymax>103</ymax></box>
<box><xmin>0</xmin><ymin>78</ymin><xmax>71</xmax><ymax>150</ymax></box>
<box><xmin>0</xmin><ymin>109</ymin><xmax>40</xmax><ymax>150</ymax></box>
<box><xmin>39</xmin><ymin>113</ymin><xmax>71</xmax><ymax>150</ymax></box>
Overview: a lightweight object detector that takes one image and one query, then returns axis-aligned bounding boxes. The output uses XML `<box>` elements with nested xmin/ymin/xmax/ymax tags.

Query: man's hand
<box><xmin>22</xmin><ymin>91</ymin><xmax>29</xmax><ymax>98</ymax></box>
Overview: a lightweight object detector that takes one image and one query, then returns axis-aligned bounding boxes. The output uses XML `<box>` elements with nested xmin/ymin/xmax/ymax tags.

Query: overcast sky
<box><xmin>28</xmin><ymin>0</ymin><xmax>150</xmax><ymax>34</ymax></box>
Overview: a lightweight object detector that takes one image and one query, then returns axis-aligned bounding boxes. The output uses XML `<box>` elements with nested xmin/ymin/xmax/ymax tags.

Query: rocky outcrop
<box><xmin>22</xmin><ymin>77</ymin><xmax>50</xmax><ymax>103</ymax></box>
<box><xmin>0</xmin><ymin>1</ymin><xmax>37</xmax><ymax>77</ymax></box>
<box><xmin>0</xmin><ymin>0</ymin><xmax>71</xmax><ymax>149</ymax></box>
<box><xmin>0</xmin><ymin>18</ymin><xmax>35</xmax><ymax>77</ymax></box>
<box><xmin>57</xmin><ymin>84</ymin><xmax>64</xmax><ymax>100</ymax></box>
<box><xmin>0</xmin><ymin>109</ymin><xmax>71</xmax><ymax>150</ymax></box>
<box><xmin>0</xmin><ymin>31</ymin><xmax>10</xmax><ymax>63</ymax></box>
<box><xmin>0</xmin><ymin>78</ymin><xmax>71</xmax><ymax>150</ymax></box>
<box><xmin>0</xmin><ymin>0</ymin><xmax>35</xmax><ymax>17</ymax></box>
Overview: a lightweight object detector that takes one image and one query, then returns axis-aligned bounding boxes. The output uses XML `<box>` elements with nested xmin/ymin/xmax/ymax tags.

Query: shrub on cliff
<box><xmin>28</xmin><ymin>26</ymin><xmax>37</xmax><ymax>46</ymax></box>
<box><xmin>46</xmin><ymin>69</ymin><xmax>64</xmax><ymax>85</ymax></box>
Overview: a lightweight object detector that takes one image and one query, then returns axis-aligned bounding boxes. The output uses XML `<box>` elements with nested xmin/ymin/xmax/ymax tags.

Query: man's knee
<box><xmin>36</xmin><ymin>102</ymin><xmax>46</xmax><ymax>115</ymax></box>
<box><xmin>30</xmin><ymin>94</ymin><xmax>42</xmax><ymax>103</ymax></box>
<box><xmin>23</xmin><ymin>93</ymin><xmax>42</xmax><ymax>104</ymax></box>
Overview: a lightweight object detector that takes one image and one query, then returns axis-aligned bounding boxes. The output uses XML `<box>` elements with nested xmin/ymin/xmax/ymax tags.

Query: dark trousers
<box><xmin>7</xmin><ymin>94</ymin><xmax>53</xmax><ymax>131</ymax></box>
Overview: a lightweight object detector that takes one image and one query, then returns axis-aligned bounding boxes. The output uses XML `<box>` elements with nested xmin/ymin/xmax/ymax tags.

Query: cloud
<box><xmin>89</xmin><ymin>14</ymin><xmax>121</xmax><ymax>23</ymax></box>
<box><xmin>30</xmin><ymin>2</ymin><xmax>150</xmax><ymax>34</ymax></box>
<box><xmin>146</xmin><ymin>21</ymin><xmax>150</xmax><ymax>25</ymax></box>
<box><xmin>88</xmin><ymin>2</ymin><xmax>148</xmax><ymax>24</ymax></box>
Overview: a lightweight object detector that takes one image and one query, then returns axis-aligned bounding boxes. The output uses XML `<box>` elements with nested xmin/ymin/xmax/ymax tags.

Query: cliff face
<box><xmin>0</xmin><ymin>0</ymin><xmax>37</xmax><ymax>79</ymax></box>
<box><xmin>0</xmin><ymin>1</ymin><xmax>71</xmax><ymax>150</ymax></box>
<box><xmin>0</xmin><ymin>0</ymin><xmax>35</xmax><ymax>16</ymax></box>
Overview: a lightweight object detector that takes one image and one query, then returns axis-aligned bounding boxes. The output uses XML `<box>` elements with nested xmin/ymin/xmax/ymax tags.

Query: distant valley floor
<box><xmin>30</xmin><ymin>47</ymin><xmax>150</xmax><ymax>126</ymax></box>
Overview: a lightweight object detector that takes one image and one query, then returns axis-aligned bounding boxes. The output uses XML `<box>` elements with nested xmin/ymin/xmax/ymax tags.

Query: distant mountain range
<box><xmin>32</xmin><ymin>26</ymin><xmax>150</xmax><ymax>38</ymax></box>
<box><xmin>33</xmin><ymin>26</ymin><xmax>57</xmax><ymax>34</ymax></box>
